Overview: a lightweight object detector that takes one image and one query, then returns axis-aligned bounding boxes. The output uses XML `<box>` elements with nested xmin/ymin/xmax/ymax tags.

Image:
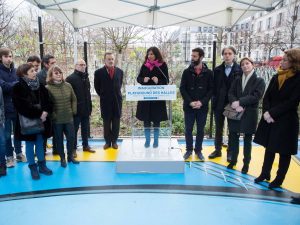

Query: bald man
<box><xmin>66</xmin><ymin>59</ymin><xmax>94</xmax><ymax>156</ymax></box>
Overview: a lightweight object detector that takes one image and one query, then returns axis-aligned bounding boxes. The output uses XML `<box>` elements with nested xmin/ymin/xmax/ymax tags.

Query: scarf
<box><xmin>22</xmin><ymin>76</ymin><xmax>40</xmax><ymax>90</ymax></box>
<box><xmin>277</xmin><ymin>67</ymin><xmax>295</xmax><ymax>89</ymax></box>
<box><xmin>144</xmin><ymin>59</ymin><xmax>163</xmax><ymax>71</ymax></box>
<box><xmin>106</xmin><ymin>66</ymin><xmax>115</xmax><ymax>79</ymax></box>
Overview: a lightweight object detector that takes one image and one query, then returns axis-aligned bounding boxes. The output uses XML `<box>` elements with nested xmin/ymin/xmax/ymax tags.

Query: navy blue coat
<box><xmin>212</xmin><ymin>62</ymin><xmax>242</xmax><ymax>112</ymax></box>
<box><xmin>180</xmin><ymin>64</ymin><xmax>214</xmax><ymax>112</ymax></box>
<box><xmin>0</xmin><ymin>63</ymin><xmax>18</xmax><ymax>118</ymax></box>
<box><xmin>94</xmin><ymin>66</ymin><xmax>123</xmax><ymax>119</ymax></box>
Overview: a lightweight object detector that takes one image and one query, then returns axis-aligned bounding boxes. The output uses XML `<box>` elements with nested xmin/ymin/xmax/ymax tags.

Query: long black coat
<box><xmin>212</xmin><ymin>62</ymin><xmax>242</xmax><ymax>112</ymax></box>
<box><xmin>136</xmin><ymin>63</ymin><xmax>169</xmax><ymax>122</ymax></box>
<box><xmin>94</xmin><ymin>66</ymin><xmax>123</xmax><ymax>119</ymax></box>
<box><xmin>66</xmin><ymin>70</ymin><xmax>92</xmax><ymax>117</ymax></box>
<box><xmin>228</xmin><ymin>72</ymin><xmax>265</xmax><ymax>134</ymax></box>
<box><xmin>254</xmin><ymin>72</ymin><xmax>300</xmax><ymax>155</ymax></box>
<box><xmin>12</xmin><ymin>78</ymin><xmax>53</xmax><ymax>141</ymax></box>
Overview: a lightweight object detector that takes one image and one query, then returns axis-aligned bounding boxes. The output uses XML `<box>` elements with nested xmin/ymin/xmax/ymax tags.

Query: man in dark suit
<box><xmin>209</xmin><ymin>46</ymin><xmax>242</xmax><ymax>162</ymax></box>
<box><xmin>94</xmin><ymin>53</ymin><xmax>123</xmax><ymax>149</ymax></box>
<box><xmin>66</xmin><ymin>59</ymin><xmax>95</xmax><ymax>155</ymax></box>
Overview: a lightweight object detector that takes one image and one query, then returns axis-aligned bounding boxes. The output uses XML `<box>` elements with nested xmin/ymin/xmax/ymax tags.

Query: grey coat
<box><xmin>228</xmin><ymin>72</ymin><xmax>265</xmax><ymax>134</ymax></box>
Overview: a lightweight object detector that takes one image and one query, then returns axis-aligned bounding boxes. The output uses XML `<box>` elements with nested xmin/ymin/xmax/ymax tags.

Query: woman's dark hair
<box><xmin>284</xmin><ymin>48</ymin><xmax>300</xmax><ymax>71</ymax></box>
<box><xmin>16</xmin><ymin>63</ymin><xmax>34</xmax><ymax>77</ymax></box>
<box><xmin>144</xmin><ymin>46</ymin><xmax>164</xmax><ymax>63</ymax></box>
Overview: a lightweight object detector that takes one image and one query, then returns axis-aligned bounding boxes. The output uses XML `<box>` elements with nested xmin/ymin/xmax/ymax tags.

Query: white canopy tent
<box><xmin>27</xmin><ymin>0</ymin><xmax>279</xmax><ymax>29</ymax></box>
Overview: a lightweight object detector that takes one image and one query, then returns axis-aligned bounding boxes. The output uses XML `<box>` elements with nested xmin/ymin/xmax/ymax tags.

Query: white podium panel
<box><xmin>116</xmin><ymin>138</ymin><xmax>184</xmax><ymax>173</ymax></box>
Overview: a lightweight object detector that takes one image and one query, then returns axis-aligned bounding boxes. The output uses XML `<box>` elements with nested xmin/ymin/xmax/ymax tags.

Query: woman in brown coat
<box><xmin>254</xmin><ymin>48</ymin><xmax>300</xmax><ymax>189</ymax></box>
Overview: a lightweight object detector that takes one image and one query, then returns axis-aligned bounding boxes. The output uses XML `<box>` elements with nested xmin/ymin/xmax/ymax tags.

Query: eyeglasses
<box><xmin>53</xmin><ymin>71</ymin><xmax>62</xmax><ymax>75</ymax></box>
<box><xmin>76</xmin><ymin>64</ymin><xmax>86</xmax><ymax>66</ymax></box>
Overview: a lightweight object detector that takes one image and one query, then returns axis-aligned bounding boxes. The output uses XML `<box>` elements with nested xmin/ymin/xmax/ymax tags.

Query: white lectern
<box><xmin>116</xmin><ymin>85</ymin><xmax>185</xmax><ymax>173</ymax></box>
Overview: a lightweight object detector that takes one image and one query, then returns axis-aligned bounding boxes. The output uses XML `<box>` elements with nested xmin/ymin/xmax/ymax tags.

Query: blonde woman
<box><xmin>46</xmin><ymin>66</ymin><xmax>78</xmax><ymax>167</ymax></box>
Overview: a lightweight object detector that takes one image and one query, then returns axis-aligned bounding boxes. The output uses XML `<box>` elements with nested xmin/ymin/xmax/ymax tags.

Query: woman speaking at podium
<box><xmin>136</xmin><ymin>47</ymin><xmax>169</xmax><ymax>148</ymax></box>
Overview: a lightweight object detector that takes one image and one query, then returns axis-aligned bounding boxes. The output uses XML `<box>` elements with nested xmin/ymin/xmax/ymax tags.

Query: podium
<box><xmin>116</xmin><ymin>85</ymin><xmax>185</xmax><ymax>173</ymax></box>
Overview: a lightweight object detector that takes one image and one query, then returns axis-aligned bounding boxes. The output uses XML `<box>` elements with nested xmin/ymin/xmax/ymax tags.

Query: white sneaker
<box><xmin>6</xmin><ymin>157</ymin><xmax>16</xmax><ymax>168</ymax></box>
<box><xmin>16</xmin><ymin>153</ymin><xmax>27</xmax><ymax>163</ymax></box>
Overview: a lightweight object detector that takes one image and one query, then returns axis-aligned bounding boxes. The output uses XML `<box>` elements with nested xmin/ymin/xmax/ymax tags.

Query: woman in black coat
<box><xmin>254</xmin><ymin>48</ymin><xmax>300</xmax><ymax>189</ymax></box>
<box><xmin>136</xmin><ymin>47</ymin><xmax>169</xmax><ymax>148</ymax></box>
<box><xmin>227</xmin><ymin>57</ymin><xmax>265</xmax><ymax>174</ymax></box>
<box><xmin>13</xmin><ymin>64</ymin><xmax>53</xmax><ymax>180</ymax></box>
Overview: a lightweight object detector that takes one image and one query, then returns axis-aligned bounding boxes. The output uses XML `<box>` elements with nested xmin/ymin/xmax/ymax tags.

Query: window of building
<box><xmin>277</xmin><ymin>13</ymin><xmax>283</xmax><ymax>26</ymax></box>
<box><xmin>267</xmin><ymin>17</ymin><xmax>272</xmax><ymax>29</ymax></box>
<box><xmin>258</xmin><ymin>21</ymin><xmax>263</xmax><ymax>32</ymax></box>
<box><xmin>203</xmin><ymin>27</ymin><xmax>207</xmax><ymax>32</ymax></box>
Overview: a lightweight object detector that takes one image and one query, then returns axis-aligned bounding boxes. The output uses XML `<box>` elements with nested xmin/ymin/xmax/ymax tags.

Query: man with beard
<box><xmin>208</xmin><ymin>46</ymin><xmax>242</xmax><ymax>162</ymax></box>
<box><xmin>180</xmin><ymin>48</ymin><xmax>213</xmax><ymax>161</ymax></box>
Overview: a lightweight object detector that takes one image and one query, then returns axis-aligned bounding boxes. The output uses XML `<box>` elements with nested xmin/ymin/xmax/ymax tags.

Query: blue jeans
<box><xmin>0</xmin><ymin>124</ymin><xmax>6</xmax><ymax>165</ymax></box>
<box><xmin>73</xmin><ymin>115</ymin><xmax>89</xmax><ymax>149</ymax></box>
<box><xmin>26</xmin><ymin>134</ymin><xmax>44</xmax><ymax>165</ymax></box>
<box><xmin>184</xmin><ymin>109</ymin><xmax>208</xmax><ymax>153</ymax></box>
<box><xmin>5</xmin><ymin>117</ymin><xmax>22</xmax><ymax>157</ymax></box>
<box><xmin>54</xmin><ymin>122</ymin><xmax>75</xmax><ymax>159</ymax></box>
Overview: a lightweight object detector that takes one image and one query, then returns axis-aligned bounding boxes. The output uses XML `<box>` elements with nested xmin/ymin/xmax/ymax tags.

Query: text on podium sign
<box><xmin>126</xmin><ymin>85</ymin><xmax>177</xmax><ymax>101</ymax></box>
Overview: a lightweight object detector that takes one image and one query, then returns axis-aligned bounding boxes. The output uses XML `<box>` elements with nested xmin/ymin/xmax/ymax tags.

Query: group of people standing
<box><xmin>0</xmin><ymin>46</ymin><xmax>299</xmax><ymax>200</ymax></box>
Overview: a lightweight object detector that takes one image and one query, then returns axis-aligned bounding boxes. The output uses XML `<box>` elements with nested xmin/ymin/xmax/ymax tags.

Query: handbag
<box><xmin>18</xmin><ymin>91</ymin><xmax>45</xmax><ymax>135</ymax></box>
<box><xmin>223</xmin><ymin>104</ymin><xmax>245</xmax><ymax>120</ymax></box>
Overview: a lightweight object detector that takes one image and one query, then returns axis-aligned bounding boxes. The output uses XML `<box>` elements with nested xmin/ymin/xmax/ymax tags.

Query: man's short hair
<box><xmin>0</xmin><ymin>47</ymin><xmax>12</xmax><ymax>63</ymax></box>
<box><xmin>222</xmin><ymin>46</ymin><xmax>237</xmax><ymax>55</ymax></box>
<box><xmin>104</xmin><ymin>52</ymin><xmax>114</xmax><ymax>60</ymax></box>
<box><xmin>42</xmin><ymin>54</ymin><xmax>55</xmax><ymax>65</ymax></box>
<box><xmin>192</xmin><ymin>48</ymin><xmax>205</xmax><ymax>58</ymax></box>
<box><xmin>27</xmin><ymin>55</ymin><xmax>41</xmax><ymax>63</ymax></box>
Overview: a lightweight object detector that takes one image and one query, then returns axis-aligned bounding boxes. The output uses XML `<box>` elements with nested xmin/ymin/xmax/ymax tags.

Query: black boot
<box><xmin>208</xmin><ymin>150</ymin><xmax>221</xmax><ymax>159</ymax></box>
<box><xmin>28</xmin><ymin>164</ymin><xmax>40</xmax><ymax>180</ymax></box>
<box><xmin>0</xmin><ymin>164</ymin><xmax>7</xmax><ymax>176</ymax></box>
<box><xmin>38</xmin><ymin>160</ymin><xmax>53</xmax><ymax>175</ymax></box>
<box><xmin>291</xmin><ymin>196</ymin><xmax>300</xmax><ymax>204</ymax></box>
<box><xmin>241</xmin><ymin>164</ymin><xmax>249</xmax><ymax>174</ymax></box>
<box><xmin>61</xmin><ymin>158</ymin><xmax>67</xmax><ymax>168</ymax></box>
<box><xmin>254</xmin><ymin>174</ymin><xmax>271</xmax><ymax>183</ymax></box>
<box><xmin>268</xmin><ymin>177</ymin><xmax>283</xmax><ymax>189</ymax></box>
<box><xmin>68</xmin><ymin>156</ymin><xmax>80</xmax><ymax>164</ymax></box>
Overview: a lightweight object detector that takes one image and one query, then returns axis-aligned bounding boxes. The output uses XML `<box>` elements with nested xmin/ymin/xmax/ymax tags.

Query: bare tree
<box><xmin>285</xmin><ymin>0</ymin><xmax>300</xmax><ymax>48</ymax></box>
<box><xmin>261</xmin><ymin>29</ymin><xmax>283</xmax><ymax>59</ymax></box>
<box><xmin>0</xmin><ymin>0</ymin><xmax>15</xmax><ymax>46</ymax></box>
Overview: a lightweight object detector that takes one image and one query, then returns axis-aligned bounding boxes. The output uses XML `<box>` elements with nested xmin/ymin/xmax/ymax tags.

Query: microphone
<box><xmin>155</xmin><ymin>65</ymin><xmax>169</xmax><ymax>84</ymax></box>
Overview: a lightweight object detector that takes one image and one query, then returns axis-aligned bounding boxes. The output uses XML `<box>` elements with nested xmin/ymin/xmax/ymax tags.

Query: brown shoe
<box><xmin>103</xmin><ymin>143</ymin><xmax>111</xmax><ymax>150</ymax></box>
<box><xmin>112</xmin><ymin>143</ymin><xmax>118</xmax><ymax>149</ymax></box>
<box><xmin>83</xmin><ymin>146</ymin><xmax>96</xmax><ymax>153</ymax></box>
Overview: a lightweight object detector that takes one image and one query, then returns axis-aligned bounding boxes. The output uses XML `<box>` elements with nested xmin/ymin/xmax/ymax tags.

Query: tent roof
<box><xmin>27</xmin><ymin>0</ymin><xmax>279</xmax><ymax>29</ymax></box>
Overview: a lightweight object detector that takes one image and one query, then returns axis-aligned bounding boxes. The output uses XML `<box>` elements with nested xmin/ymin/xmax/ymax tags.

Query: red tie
<box><xmin>108</xmin><ymin>67</ymin><xmax>114</xmax><ymax>79</ymax></box>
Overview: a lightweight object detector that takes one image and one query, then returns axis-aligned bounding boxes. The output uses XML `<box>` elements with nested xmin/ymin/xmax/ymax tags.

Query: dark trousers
<box><xmin>229</xmin><ymin>132</ymin><xmax>252</xmax><ymax>165</ymax></box>
<box><xmin>53</xmin><ymin>122</ymin><xmax>75</xmax><ymax>159</ymax></box>
<box><xmin>260</xmin><ymin>150</ymin><xmax>291</xmax><ymax>183</ymax></box>
<box><xmin>184</xmin><ymin>109</ymin><xmax>208</xmax><ymax>153</ymax></box>
<box><xmin>103</xmin><ymin>117</ymin><xmax>120</xmax><ymax>145</ymax></box>
<box><xmin>5</xmin><ymin>117</ymin><xmax>21</xmax><ymax>157</ymax></box>
<box><xmin>74</xmin><ymin>115</ymin><xmax>90</xmax><ymax>149</ymax></box>
<box><xmin>214</xmin><ymin>110</ymin><xmax>225</xmax><ymax>152</ymax></box>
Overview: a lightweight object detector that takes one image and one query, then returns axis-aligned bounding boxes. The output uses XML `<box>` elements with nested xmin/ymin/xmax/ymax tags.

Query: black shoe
<box><xmin>28</xmin><ymin>164</ymin><xmax>40</xmax><ymax>180</ymax></box>
<box><xmin>83</xmin><ymin>146</ymin><xmax>96</xmax><ymax>153</ymax></box>
<box><xmin>38</xmin><ymin>161</ymin><xmax>53</xmax><ymax>175</ymax></box>
<box><xmin>68</xmin><ymin>157</ymin><xmax>80</xmax><ymax>164</ymax></box>
<box><xmin>61</xmin><ymin>159</ymin><xmax>67</xmax><ymax>168</ymax></box>
<box><xmin>196</xmin><ymin>152</ymin><xmax>205</xmax><ymax>162</ymax></box>
<box><xmin>208</xmin><ymin>150</ymin><xmax>221</xmax><ymax>159</ymax></box>
<box><xmin>52</xmin><ymin>150</ymin><xmax>59</xmax><ymax>155</ymax></box>
<box><xmin>183</xmin><ymin>151</ymin><xmax>192</xmax><ymax>160</ymax></box>
<box><xmin>291</xmin><ymin>196</ymin><xmax>300</xmax><ymax>204</ymax></box>
<box><xmin>254</xmin><ymin>174</ymin><xmax>271</xmax><ymax>183</ymax></box>
<box><xmin>268</xmin><ymin>179</ymin><xmax>282</xmax><ymax>189</ymax></box>
<box><xmin>227</xmin><ymin>163</ymin><xmax>235</xmax><ymax>169</ymax></box>
<box><xmin>241</xmin><ymin>165</ymin><xmax>249</xmax><ymax>174</ymax></box>
<box><xmin>153</xmin><ymin>140</ymin><xmax>158</xmax><ymax>148</ymax></box>
<box><xmin>0</xmin><ymin>165</ymin><xmax>7</xmax><ymax>176</ymax></box>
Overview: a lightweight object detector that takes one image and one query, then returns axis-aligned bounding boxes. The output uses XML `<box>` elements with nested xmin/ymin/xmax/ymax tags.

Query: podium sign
<box><xmin>126</xmin><ymin>85</ymin><xmax>177</xmax><ymax>101</ymax></box>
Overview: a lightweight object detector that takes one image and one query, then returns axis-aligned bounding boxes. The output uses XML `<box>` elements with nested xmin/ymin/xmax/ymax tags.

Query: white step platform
<box><xmin>116</xmin><ymin>138</ymin><xmax>185</xmax><ymax>173</ymax></box>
